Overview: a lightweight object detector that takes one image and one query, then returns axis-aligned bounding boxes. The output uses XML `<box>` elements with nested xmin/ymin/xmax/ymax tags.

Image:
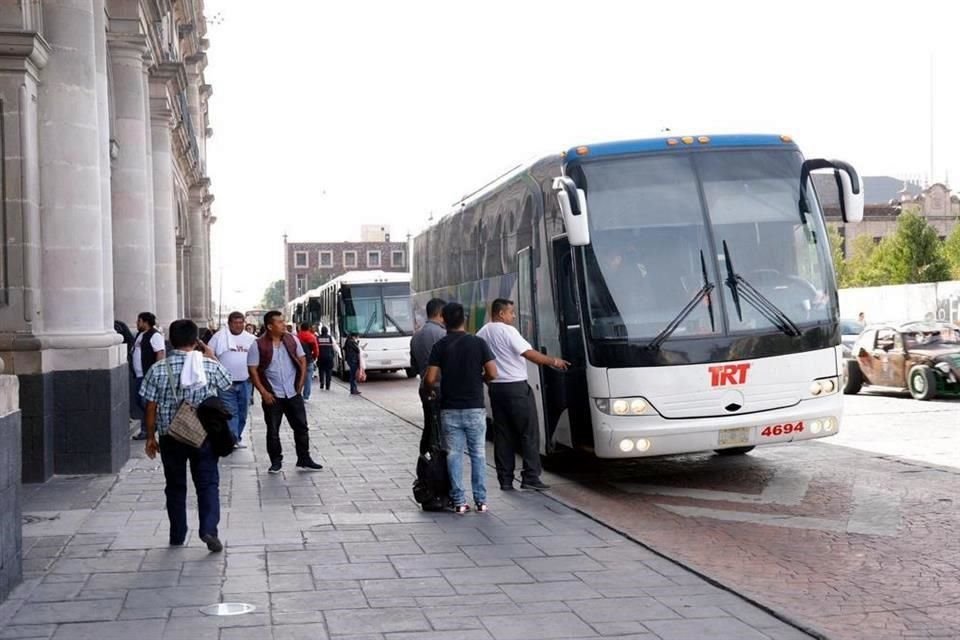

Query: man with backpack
<box><xmin>296</xmin><ymin>322</ymin><xmax>320</xmax><ymax>400</ymax></box>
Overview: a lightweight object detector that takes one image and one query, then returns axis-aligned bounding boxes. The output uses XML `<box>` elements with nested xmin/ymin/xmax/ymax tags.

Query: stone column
<box><xmin>150</xmin><ymin>90</ymin><xmax>177</xmax><ymax>329</ymax></box>
<box><xmin>35</xmin><ymin>0</ymin><xmax>128</xmax><ymax>478</ymax></box>
<box><xmin>0</xmin><ymin>371</ymin><xmax>21</xmax><ymax>602</ymax></box>
<box><xmin>108</xmin><ymin>30</ymin><xmax>155</xmax><ymax>327</ymax></box>
<box><xmin>187</xmin><ymin>190</ymin><xmax>207</xmax><ymax>323</ymax></box>
<box><xmin>93</xmin><ymin>0</ymin><xmax>113</xmax><ymax>333</ymax></box>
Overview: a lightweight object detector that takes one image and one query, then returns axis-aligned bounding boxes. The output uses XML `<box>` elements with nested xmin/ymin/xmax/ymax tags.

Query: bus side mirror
<box><xmin>800</xmin><ymin>158</ymin><xmax>864</xmax><ymax>224</ymax></box>
<box><xmin>553</xmin><ymin>177</ymin><xmax>590</xmax><ymax>246</ymax></box>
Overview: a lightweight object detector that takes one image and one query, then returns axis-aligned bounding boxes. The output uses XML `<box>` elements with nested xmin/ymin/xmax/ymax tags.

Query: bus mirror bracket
<box><xmin>553</xmin><ymin>176</ymin><xmax>591</xmax><ymax>246</ymax></box>
<box><xmin>800</xmin><ymin>158</ymin><xmax>864</xmax><ymax>224</ymax></box>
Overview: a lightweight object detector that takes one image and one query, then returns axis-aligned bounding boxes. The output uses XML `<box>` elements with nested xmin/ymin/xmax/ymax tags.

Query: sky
<box><xmin>204</xmin><ymin>0</ymin><xmax>960</xmax><ymax>312</ymax></box>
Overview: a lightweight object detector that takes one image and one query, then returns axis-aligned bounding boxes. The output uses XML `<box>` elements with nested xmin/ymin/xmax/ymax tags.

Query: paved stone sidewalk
<box><xmin>0</xmin><ymin>383</ymin><xmax>812</xmax><ymax>640</ymax></box>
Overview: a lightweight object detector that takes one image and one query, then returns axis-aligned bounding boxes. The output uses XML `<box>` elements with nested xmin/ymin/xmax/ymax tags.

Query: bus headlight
<box><xmin>809</xmin><ymin>377</ymin><xmax>839</xmax><ymax>396</ymax></box>
<box><xmin>595</xmin><ymin>397</ymin><xmax>653</xmax><ymax>415</ymax></box>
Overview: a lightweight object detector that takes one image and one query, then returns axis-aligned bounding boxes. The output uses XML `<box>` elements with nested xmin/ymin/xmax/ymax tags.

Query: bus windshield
<box><xmin>577</xmin><ymin>149</ymin><xmax>833</xmax><ymax>342</ymax></box>
<box><xmin>341</xmin><ymin>283</ymin><xmax>413</xmax><ymax>337</ymax></box>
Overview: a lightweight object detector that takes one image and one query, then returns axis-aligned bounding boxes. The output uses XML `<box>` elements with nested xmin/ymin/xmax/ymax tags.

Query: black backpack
<box><xmin>412</xmin><ymin>400</ymin><xmax>450</xmax><ymax>511</ymax></box>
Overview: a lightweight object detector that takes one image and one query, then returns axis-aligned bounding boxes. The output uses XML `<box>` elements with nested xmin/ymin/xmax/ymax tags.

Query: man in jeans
<box><xmin>424</xmin><ymin>302</ymin><xmax>497</xmax><ymax>514</ymax></box>
<box><xmin>296</xmin><ymin>322</ymin><xmax>319</xmax><ymax>400</ymax></box>
<box><xmin>409</xmin><ymin>298</ymin><xmax>445</xmax><ymax>454</ymax></box>
<box><xmin>248</xmin><ymin>310</ymin><xmax>323</xmax><ymax>474</ymax></box>
<box><xmin>139</xmin><ymin>319</ymin><xmax>232</xmax><ymax>552</ymax></box>
<box><xmin>209</xmin><ymin>311</ymin><xmax>257</xmax><ymax>447</ymax></box>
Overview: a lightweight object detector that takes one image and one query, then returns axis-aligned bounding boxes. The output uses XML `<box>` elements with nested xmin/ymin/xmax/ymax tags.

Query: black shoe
<box><xmin>267</xmin><ymin>462</ymin><xmax>282</xmax><ymax>474</ymax></box>
<box><xmin>296</xmin><ymin>459</ymin><xmax>323</xmax><ymax>471</ymax></box>
<box><xmin>520</xmin><ymin>479</ymin><xmax>551</xmax><ymax>491</ymax></box>
<box><xmin>132</xmin><ymin>432</ymin><xmax>148</xmax><ymax>440</ymax></box>
<box><xmin>200</xmin><ymin>534</ymin><xmax>223</xmax><ymax>553</ymax></box>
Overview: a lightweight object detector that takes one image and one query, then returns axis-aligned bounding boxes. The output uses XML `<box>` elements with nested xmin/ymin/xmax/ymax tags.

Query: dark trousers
<box><xmin>418</xmin><ymin>386</ymin><xmax>440</xmax><ymax>454</ymax></box>
<box><xmin>318</xmin><ymin>359</ymin><xmax>333</xmax><ymax>390</ymax></box>
<box><xmin>347</xmin><ymin>359</ymin><xmax>360</xmax><ymax>393</ymax></box>
<box><xmin>159</xmin><ymin>435</ymin><xmax>220</xmax><ymax>543</ymax></box>
<box><xmin>263</xmin><ymin>394</ymin><xmax>311</xmax><ymax>464</ymax></box>
<box><xmin>489</xmin><ymin>381</ymin><xmax>542</xmax><ymax>484</ymax></box>
<box><xmin>130</xmin><ymin>373</ymin><xmax>145</xmax><ymax>423</ymax></box>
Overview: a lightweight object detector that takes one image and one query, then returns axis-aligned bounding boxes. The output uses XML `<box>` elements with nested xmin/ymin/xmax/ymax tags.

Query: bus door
<box><xmin>516</xmin><ymin>247</ymin><xmax>549</xmax><ymax>452</ymax></box>
<box><xmin>552</xmin><ymin>237</ymin><xmax>591</xmax><ymax>449</ymax></box>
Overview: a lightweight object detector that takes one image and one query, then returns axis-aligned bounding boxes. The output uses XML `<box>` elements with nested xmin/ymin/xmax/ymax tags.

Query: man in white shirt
<box><xmin>210</xmin><ymin>311</ymin><xmax>258</xmax><ymax>447</ymax></box>
<box><xmin>131</xmin><ymin>312</ymin><xmax>166</xmax><ymax>440</ymax></box>
<box><xmin>476</xmin><ymin>298</ymin><xmax>568</xmax><ymax>491</ymax></box>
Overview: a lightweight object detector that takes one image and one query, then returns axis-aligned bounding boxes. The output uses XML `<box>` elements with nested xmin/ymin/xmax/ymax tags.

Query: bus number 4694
<box><xmin>760</xmin><ymin>422</ymin><xmax>804</xmax><ymax>437</ymax></box>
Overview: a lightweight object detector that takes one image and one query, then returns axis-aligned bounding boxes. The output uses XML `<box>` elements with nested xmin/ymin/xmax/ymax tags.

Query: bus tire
<box><xmin>908</xmin><ymin>365</ymin><xmax>938</xmax><ymax>401</ymax></box>
<box><xmin>405</xmin><ymin>367</ymin><xmax>417</xmax><ymax>379</ymax></box>
<box><xmin>714</xmin><ymin>446</ymin><xmax>755</xmax><ymax>456</ymax></box>
<box><xmin>540</xmin><ymin>447</ymin><xmax>580</xmax><ymax>472</ymax></box>
<box><xmin>843</xmin><ymin>360</ymin><xmax>863</xmax><ymax>395</ymax></box>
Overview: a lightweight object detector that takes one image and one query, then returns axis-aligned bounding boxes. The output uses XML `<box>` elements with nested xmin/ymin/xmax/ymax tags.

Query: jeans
<box><xmin>441</xmin><ymin>408</ymin><xmax>487</xmax><ymax>506</ymax></box>
<box><xmin>219</xmin><ymin>380</ymin><xmax>251</xmax><ymax>442</ymax></box>
<box><xmin>130</xmin><ymin>373</ymin><xmax>145</xmax><ymax>423</ymax></box>
<box><xmin>347</xmin><ymin>359</ymin><xmax>360</xmax><ymax>393</ymax></box>
<box><xmin>489</xmin><ymin>382</ymin><xmax>542</xmax><ymax>484</ymax></box>
<box><xmin>303</xmin><ymin>362</ymin><xmax>315</xmax><ymax>399</ymax></box>
<box><xmin>318</xmin><ymin>359</ymin><xmax>333</xmax><ymax>390</ymax></box>
<box><xmin>262</xmin><ymin>394</ymin><xmax>312</xmax><ymax>464</ymax></box>
<box><xmin>159</xmin><ymin>435</ymin><xmax>220</xmax><ymax>543</ymax></box>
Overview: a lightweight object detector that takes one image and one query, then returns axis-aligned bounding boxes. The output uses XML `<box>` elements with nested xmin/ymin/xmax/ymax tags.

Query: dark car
<box><xmin>840</xmin><ymin>318</ymin><xmax>865</xmax><ymax>359</ymax></box>
<box><xmin>844</xmin><ymin>322</ymin><xmax>960</xmax><ymax>400</ymax></box>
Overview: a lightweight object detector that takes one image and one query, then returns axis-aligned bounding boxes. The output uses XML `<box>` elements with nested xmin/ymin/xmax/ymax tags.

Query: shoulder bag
<box><xmin>164</xmin><ymin>358</ymin><xmax>207</xmax><ymax>448</ymax></box>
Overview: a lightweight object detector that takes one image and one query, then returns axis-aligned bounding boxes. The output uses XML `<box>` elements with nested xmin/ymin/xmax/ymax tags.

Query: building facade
<box><xmin>0</xmin><ymin>0</ymin><xmax>216</xmax><ymax>484</ymax></box>
<box><xmin>284</xmin><ymin>233</ymin><xmax>408</xmax><ymax>301</ymax></box>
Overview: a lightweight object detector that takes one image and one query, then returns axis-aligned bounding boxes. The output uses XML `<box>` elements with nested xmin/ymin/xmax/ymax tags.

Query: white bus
<box><xmin>413</xmin><ymin>134</ymin><xmax>863</xmax><ymax>459</ymax></box>
<box><xmin>288</xmin><ymin>270</ymin><xmax>416</xmax><ymax>379</ymax></box>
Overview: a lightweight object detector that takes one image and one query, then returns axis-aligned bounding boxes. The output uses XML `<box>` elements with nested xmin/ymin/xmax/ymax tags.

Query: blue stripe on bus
<box><xmin>565</xmin><ymin>135</ymin><xmax>796</xmax><ymax>163</ymax></box>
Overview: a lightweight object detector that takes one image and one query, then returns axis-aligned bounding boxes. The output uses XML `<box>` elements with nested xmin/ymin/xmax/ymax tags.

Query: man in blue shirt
<box><xmin>140</xmin><ymin>319</ymin><xmax>232</xmax><ymax>552</ymax></box>
<box><xmin>248</xmin><ymin>310</ymin><xmax>323</xmax><ymax>474</ymax></box>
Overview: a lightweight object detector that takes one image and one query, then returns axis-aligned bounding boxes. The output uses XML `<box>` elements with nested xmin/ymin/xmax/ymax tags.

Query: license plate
<box><xmin>718</xmin><ymin>427</ymin><xmax>751</xmax><ymax>446</ymax></box>
<box><xmin>382</xmin><ymin>360</ymin><xmax>393</xmax><ymax>365</ymax></box>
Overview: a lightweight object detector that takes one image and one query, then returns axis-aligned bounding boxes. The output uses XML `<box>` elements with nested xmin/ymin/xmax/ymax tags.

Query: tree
<box><xmin>826</xmin><ymin>224</ymin><xmax>850</xmax><ymax>287</ymax></box>
<box><xmin>845</xmin><ymin>234</ymin><xmax>884</xmax><ymax>286</ymax></box>
<box><xmin>261</xmin><ymin>279</ymin><xmax>285</xmax><ymax>310</ymax></box>
<box><xmin>944</xmin><ymin>224</ymin><xmax>960</xmax><ymax>280</ymax></box>
<box><xmin>882</xmin><ymin>211</ymin><xmax>951</xmax><ymax>284</ymax></box>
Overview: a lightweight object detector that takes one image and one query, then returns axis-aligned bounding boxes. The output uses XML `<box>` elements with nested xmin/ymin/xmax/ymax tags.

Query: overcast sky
<box><xmin>204</xmin><ymin>0</ymin><xmax>960</xmax><ymax>312</ymax></box>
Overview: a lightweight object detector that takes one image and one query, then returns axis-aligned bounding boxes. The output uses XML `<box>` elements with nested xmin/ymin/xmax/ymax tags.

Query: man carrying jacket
<box><xmin>248</xmin><ymin>310</ymin><xmax>323</xmax><ymax>474</ymax></box>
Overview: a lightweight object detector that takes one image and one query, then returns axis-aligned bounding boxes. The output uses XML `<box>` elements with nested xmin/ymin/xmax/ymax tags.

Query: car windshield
<box><xmin>577</xmin><ymin>149</ymin><xmax>834</xmax><ymax>341</ymax></box>
<box><xmin>840</xmin><ymin>320</ymin><xmax>865</xmax><ymax>335</ymax></box>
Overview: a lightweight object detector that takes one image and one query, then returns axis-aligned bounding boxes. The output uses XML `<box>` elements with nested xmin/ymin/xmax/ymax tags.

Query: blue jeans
<box><xmin>159</xmin><ymin>436</ymin><xmax>220</xmax><ymax>543</ymax></box>
<box><xmin>219</xmin><ymin>381</ymin><xmax>251</xmax><ymax>441</ymax></box>
<box><xmin>348</xmin><ymin>359</ymin><xmax>360</xmax><ymax>393</ymax></box>
<box><xmin>303</xmin><ymin>362</ymin><xmax>315</xmax><ymax>399</ymax></box>
<box><xmin>441</xmin><ymin>408</ymin><xmax>487</xmax><ymax>506</ymax></box>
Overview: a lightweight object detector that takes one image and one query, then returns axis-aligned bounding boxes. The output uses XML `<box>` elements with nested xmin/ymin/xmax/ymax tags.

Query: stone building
<box><xmin>284</xmin><ymin>230</ymin><xmax>409</xmax><ymax>301</ymax></box>
<box><xmin>0</xmin><ymin>0</ymin><xmax>216</xmax><ymax>485</ymax></box>
<box><xmin>817</xmin><ymin>176</ymin><xmax>959</xmax><ymax>256</ymax></box>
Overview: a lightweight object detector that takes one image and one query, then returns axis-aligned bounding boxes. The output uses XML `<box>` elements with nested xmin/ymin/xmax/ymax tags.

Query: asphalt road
<box><xmin>348</xmin><ymin>372</ymin><xmax>960</xmax><ymax>640</ymax></box>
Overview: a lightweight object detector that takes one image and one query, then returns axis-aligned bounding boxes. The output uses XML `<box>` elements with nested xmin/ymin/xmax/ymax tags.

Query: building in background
<box><xmin>284</xmin><ymin>228</ymin><xmax>408</xmax><ymax>301</ymax></box>
<box><xmin>818</xmin><ymin>176</ymin><xmax>959</xmax><ymax>256</ymax></box>
<box><xmin>0</xmin><ymin>0</ymin><xmax>216</xmax><ymax>485</ymax></box>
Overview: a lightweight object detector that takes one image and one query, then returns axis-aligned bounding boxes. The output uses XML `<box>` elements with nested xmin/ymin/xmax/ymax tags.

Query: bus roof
<box><xmin>288</xmin><ymin>270</ymin><xmax>412</xmax><ymax>307</ymax></box>
<box><xmin>564</xmin><ymin>134</ymin><xmax>798</xmax><ymax>163</ymax></box>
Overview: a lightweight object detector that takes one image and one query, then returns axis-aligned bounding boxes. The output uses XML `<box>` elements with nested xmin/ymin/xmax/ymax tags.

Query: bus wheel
<box><xmin>714</xmin><ymin>446</ymin><xmax>755</xmax><ymax>456</ymax></box>
<box><xmin>540</xmin><ymin>447</ymin><xmax>581</xmax><ymax>472</ymax></box>
<box><xmin>405</xmin><ymin>368</ymin><xmax>416</xmax><ymax>379</ymax></box>
<box><xmin>843</xmin><ymin>360</ymin><xmax>863</xmax><ymax>395</ymax></box>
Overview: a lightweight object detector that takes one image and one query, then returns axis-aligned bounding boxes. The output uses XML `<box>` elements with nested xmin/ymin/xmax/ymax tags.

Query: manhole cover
<box><xmin>199</xmin><ymin>603</ymin><xmax>256</xmax><ymax>616</ymax></box>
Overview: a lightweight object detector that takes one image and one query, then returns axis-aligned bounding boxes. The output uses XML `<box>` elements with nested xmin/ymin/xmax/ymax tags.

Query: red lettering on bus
<box><xmin>709</xmin><ymin>363</ymin><xmax>751</xmax><ymax>387</ymax></box>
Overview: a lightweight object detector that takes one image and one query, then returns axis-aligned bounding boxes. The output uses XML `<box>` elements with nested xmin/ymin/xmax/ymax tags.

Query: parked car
<box><xmin>844</xmin><ymin>322</ymin><xmax>960</xmax><ymax>400</ymax></box>
<box><xmin>840</xmin><ymin>318</ymin><xmax>865</xmax><ymax>358</ymax></box>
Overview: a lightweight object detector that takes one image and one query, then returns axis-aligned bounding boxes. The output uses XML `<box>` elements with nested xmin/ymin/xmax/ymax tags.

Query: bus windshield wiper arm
<box><xmin>383</xmin><ymin>311</ymin><xmax>406</xmax><ymax>335</ymax></box>
<box><xmin>647</xmin><ymin>284</ymin><xmax>715</xmax><ymax>351</ymax></box>
<box><xmin>722</xmin><ymin>241</ymin><xmax>801</xmax><ymax>338</ymax></box>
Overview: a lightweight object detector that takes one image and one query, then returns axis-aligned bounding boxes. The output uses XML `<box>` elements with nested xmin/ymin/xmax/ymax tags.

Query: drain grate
<box><xmin>22</xmin><ymin>514</ymin><xmax>60</xmax><ymax>525</ymax></box>
<box><xmin>199</xmin><ymin>603</ymin><xmax>256</xmax><ymax>616</ymax></box>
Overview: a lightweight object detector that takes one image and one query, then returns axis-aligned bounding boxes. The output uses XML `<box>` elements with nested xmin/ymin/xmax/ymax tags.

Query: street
<box><xmin>357</xmin><ymin>373</ymin><xmax>960</xmax><ymax>640</ymax></box>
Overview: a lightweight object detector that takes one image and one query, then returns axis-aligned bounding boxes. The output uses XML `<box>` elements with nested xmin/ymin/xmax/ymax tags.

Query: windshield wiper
<box><xmin>383</xmin><ymin>311</ymin><xmax>407</xmax><ymax>335</ymax></box>
<box><xmin>647</xmin><ymin>251</ymin><xmax>715</xmax><ymax>350</ymax></box>
<box><xmin>721</xmin><ymin>241</ymin><xmax>801</xmax><ymax>338</ymax></box>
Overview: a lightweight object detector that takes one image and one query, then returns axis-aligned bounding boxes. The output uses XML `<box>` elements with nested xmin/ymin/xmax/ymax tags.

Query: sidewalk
<box><xmin>0</xmin><ymin>382</ymin><xmax>812</xmax><ymax>640</ymax></box>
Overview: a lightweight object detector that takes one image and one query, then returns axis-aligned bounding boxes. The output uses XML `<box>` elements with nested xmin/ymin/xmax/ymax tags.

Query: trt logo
<box><xmin>709</xmin><ymin>363</ymin><xmax>751</xmax><ymax>387</ymax></box>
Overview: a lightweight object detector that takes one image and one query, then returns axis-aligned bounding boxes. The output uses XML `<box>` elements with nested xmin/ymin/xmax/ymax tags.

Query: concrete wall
<box><xmin>0</xmin><ymin>374</ymin><xmax>22</xmax><ymax>603</ymax></box>
<box><xmin>839</xmin><ymin>280</ymin><xmax>960</xmax><ymax>325</ymax></box>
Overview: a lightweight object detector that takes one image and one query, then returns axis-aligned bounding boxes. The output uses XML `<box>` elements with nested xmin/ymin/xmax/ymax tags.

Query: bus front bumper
<box><xmin>591</xmin><ymin>393</ymin><xmax>843</xmax><ymax>458</ymax></box>
<box><xmin>363</xmin><ymin>350</ymin><xmax>411</xmax><ymax>372</ymax></box>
